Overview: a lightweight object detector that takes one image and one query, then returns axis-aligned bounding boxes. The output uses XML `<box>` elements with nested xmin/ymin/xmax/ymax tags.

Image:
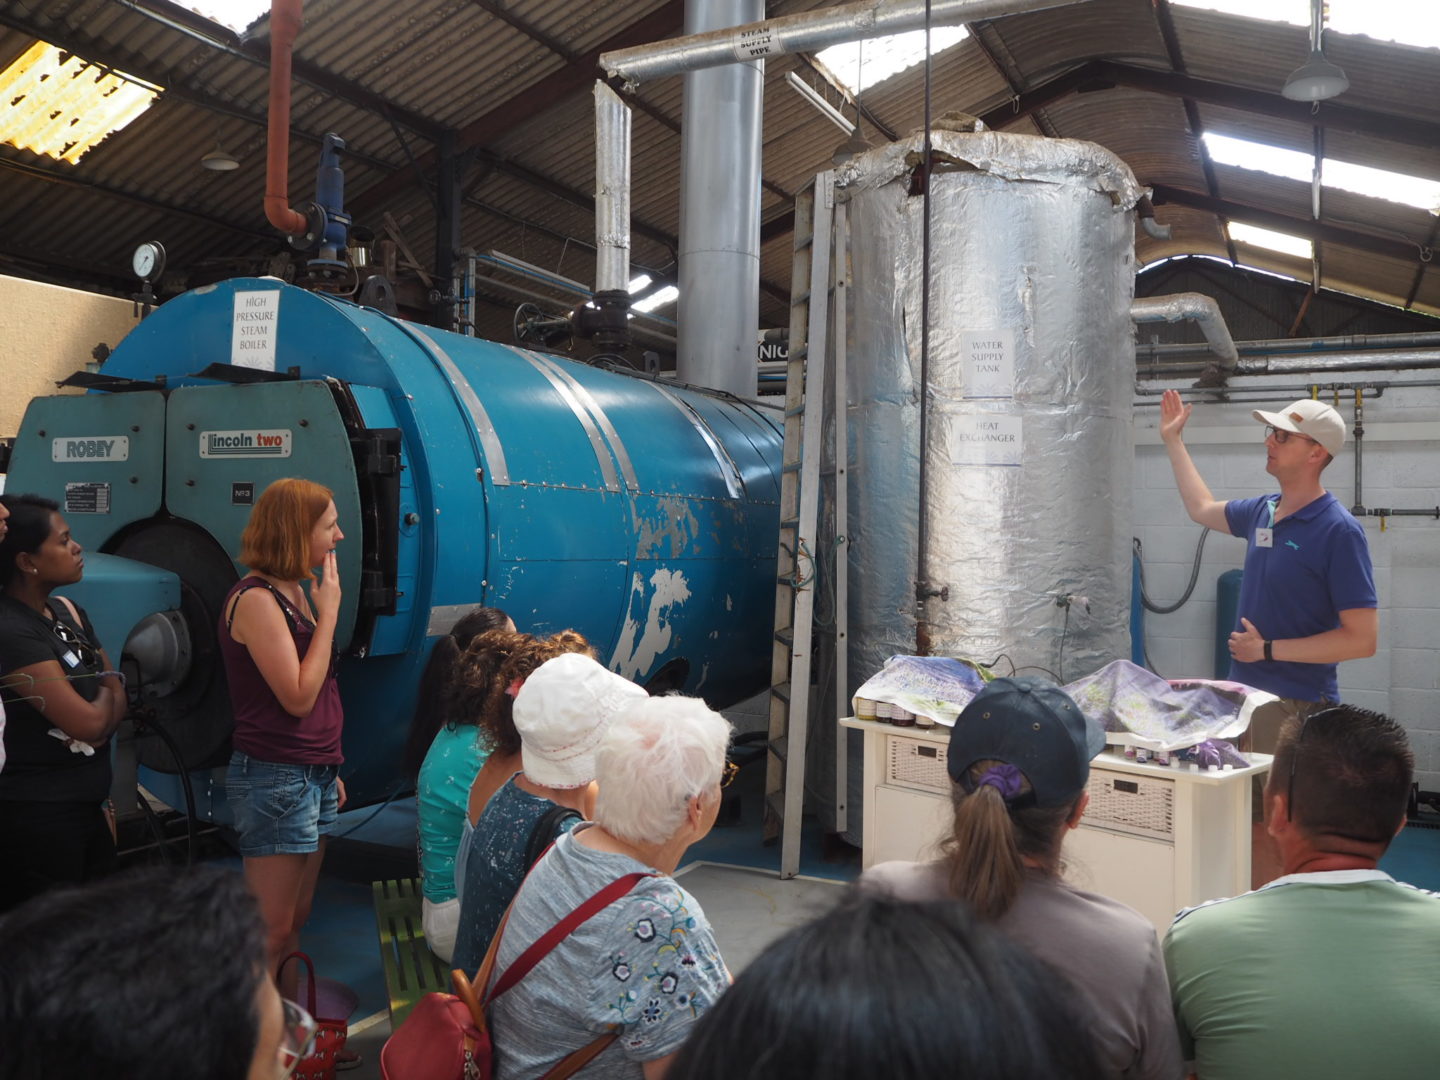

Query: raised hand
<box><xmin>1159</xmin><ymin>389</ymin><xmax>1192</xmax><ymax>444</ymax></box>
<box><xmin>313</xmin><ymin>549</ymin><xmax>342</xmax><ymax>622</ymax></box>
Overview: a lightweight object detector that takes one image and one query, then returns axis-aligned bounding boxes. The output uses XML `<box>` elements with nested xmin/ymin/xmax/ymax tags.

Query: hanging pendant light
<box><xmin>201</xmin><ymin>144</ymin><xmax>241</xmax><ymax>170</ymax></box>
<box><xmin>1283</xmin><ymin>0</ymin><xmax>1349</xmax><ymax>102</ymax></box>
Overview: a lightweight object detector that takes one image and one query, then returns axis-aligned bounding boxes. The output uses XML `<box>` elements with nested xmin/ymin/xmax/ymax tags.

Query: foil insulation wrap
<box><xmin>819</xmin><ymin>131</ymin><xmax>1141</xmax><ymax>836</ymax></box>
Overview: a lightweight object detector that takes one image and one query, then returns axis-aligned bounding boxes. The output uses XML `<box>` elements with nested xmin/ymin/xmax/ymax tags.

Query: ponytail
<box><xmin>945</xmin><ymin>783</ymin><xmax>1026</xmax><ymax>921</ymax></box>
<box><xmin>941</xmin><ymin>760</ymin><xmax>1077</xmax><ymax>921</ymax></box>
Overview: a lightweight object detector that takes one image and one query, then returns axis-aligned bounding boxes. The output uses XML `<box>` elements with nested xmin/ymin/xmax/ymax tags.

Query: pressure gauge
<box><xmin>132</xmin><ymin>240</ymin><xmax>166</xmax><ymax>283</ymax></box>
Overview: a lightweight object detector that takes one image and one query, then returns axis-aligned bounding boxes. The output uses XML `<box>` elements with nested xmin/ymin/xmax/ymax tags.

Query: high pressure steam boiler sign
<box><xmin>231</xmin><ymin>290</ymin><xmax>279</xmax><ymax>370</ymax></box>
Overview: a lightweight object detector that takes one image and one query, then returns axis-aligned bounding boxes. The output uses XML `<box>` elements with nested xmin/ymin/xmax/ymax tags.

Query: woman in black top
<box><xmin>0</xmin><ymin>494</ymin><xmax>126</xmax><ymax>912</ymax></box>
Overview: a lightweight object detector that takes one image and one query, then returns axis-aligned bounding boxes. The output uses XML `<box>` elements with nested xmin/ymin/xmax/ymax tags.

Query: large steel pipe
<box><xmin>677</xmin><ymin>0</ymin><xmax>764</xmax><ymax>399</ymax></box>
<box><xmin>1131</xmin><ymin>293</ymin><xmax>1239</xmax><ymax>369</ymax></box>
<box><xmin>601</xmin><ymin>0</ymin><xmax>1096</xmax><ymax>83</ymax></box>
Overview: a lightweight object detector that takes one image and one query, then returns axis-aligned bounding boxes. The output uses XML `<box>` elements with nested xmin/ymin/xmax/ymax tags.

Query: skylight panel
<box><xmin>1140</xmin><ymin>254</ymin><xmax>1306</xmax><ymax>284</ymax></box>
<box><xmin>816</xmin><ymin>26</ymin><xmax>969</xmax><ymax>95</ymax></box>
<box><xmin>1203</xmin><ymin>133</ymin><xmax>1440</xmax><ymax>214</ymax></box>
<box><xmin>628</xmin><ymin>274</ymin><xmax>653</xmax><ymax>293</ymax></box>
<box><xmin>183</xmin><ymin>1</ymin><xmax>273</xmax><ymax>33</ymax></box>
<box><xmin>1228</xmin><ymin>222</ymin><xmax>1313</xmax><ymax>259</ymax></box>
<box><xmin>0</xmin><ymin>42</ymin><xmax>160</xmax><ymax>164</ymax></box>
<box><xmin>1173</xmin><ymin>1</ymin><xmax>1440</xmax><ymax>51</ymax></box>
<box><xmin>633</xmin><ymin>285</ymin><xmax>679</xmax><ymax>314</ymax></box>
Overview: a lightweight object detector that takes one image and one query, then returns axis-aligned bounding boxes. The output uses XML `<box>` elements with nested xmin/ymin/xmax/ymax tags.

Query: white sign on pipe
<box><xmin>732</xmin><ymin>25</ymin><xmax>783</xmax><ymax>60</ymax></box>
<box><xmin>961</xmin><ymin>328</ymin><xmax>1015</xmax><ymax>399</ymax></box>
<box><xmin>231</xmin><ymin>290</ymin><xmax>279</xmax><ymax>370</ymax></box>
<box><xmin>950</xmin><ymin>414</ymin><xmax>1023</xmax><ymax>467</ymax></box>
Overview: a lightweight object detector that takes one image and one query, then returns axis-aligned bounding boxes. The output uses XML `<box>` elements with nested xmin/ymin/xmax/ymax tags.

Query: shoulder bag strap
<box><xmin>523</xmin><ymin>805</ymin><xmax>583</xmax><ymax>872</ymax></box>
<box><xmin>540</xmin><ymin>1028</ymin><xmax>620</xmax><ymax>1080</ymax></box>
<box><xmin>486</xmin><ymin>871</ymin><xmax>652</xmax><ymax>1003</ymax></box>
<box><xmin>50</xmin><ymin>594</ymin><xmax>83</xmax><ymax>628</ymax></box>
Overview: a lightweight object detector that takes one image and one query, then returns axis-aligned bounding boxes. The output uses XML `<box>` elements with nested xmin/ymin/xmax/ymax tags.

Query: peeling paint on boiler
<box><xmin>635</xmin><ymin>497</ymin><xmax>698</xmax><ymax>559</ymax></box>
<box><xmin>611</xmin><ymin>567</ymin><xmax>692</xmax><ymax>680</ymax></box>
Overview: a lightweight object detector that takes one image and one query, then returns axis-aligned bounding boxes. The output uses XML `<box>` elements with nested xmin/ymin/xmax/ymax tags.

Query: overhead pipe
<box><xmin>1137</xmin><ymin>194</ymin><xmax>1172</xmax><ymax>240</ymax></box>
<box><xmin>676</xmin><ymin>0</ymin><xmax>764</xmax><ymax>399</ymax></box>
<box><xmin>1138</xmin><ymin>329</ymin><xmax>1440</xmax><ymax>361</ymax></box>
<box><xmin>264</xmin><ymin>0</ymin><xmax>308</xmax><ymax>237</ymax></box>
<box><xmin>1131</xmin><ymin>293</ymin><xmax>1240</xmax><ymax>370</ymax></box>
<box><xmin>1138</xmin><ymin>350</ymin><xmax>1440</xmax><ymax>380</ymax></box>
<box><xmin>593</xmin><ymin>82</ymin><xmax>633</xmax><ymax>296</ymax></box>
<box><xmin>599</xmin><ymin>0</ymin><xmax>1096</xmax><ymax>84</ymax></box>
<box><xmin>592</xmin><ymin>0</ymin><xmax>1096</xmax><ymax>392</ymax></box>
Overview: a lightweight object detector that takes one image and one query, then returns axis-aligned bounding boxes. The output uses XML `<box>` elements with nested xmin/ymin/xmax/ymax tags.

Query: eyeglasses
<box><xmin>50</xmin><ymin>619</ymin><xmax>98</xmax><ymax>669</ymax></box>
<box><xmin>1285</xmin><ymin>705</ymin><xmax>1344</xmax><ymax>823</ymax></box>
<box><xmin>720</xmin><ymin>760</ymin><xmax>740</xmax><ymax>789</ymax></box>
<box><xmin>278</xmin><ymin>998</ymin><xmax>317</xmax><ymax>1080</ymax></box>
<box><xmin>1264</xmin><ymin>425</ymin><xmax>1317</xmax><ymax>446</ymax></box>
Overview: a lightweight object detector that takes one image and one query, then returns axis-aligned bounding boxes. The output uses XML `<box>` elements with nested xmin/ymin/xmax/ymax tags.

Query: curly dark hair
<box><xmin>476</xmin><ymin>629</ymin><xmax>595</xmax><ymax>757</ymax></box>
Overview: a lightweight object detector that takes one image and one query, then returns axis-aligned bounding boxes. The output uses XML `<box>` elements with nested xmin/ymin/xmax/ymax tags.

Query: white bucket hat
<box><xmin>513</xmin><ymin>653</ymin><xmax>648</xmax><ymax>789</ymax></box>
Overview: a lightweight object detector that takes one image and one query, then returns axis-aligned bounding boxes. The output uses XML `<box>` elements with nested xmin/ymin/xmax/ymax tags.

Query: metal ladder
<box><xmin>765</xmin><ymin>171</ymin><xmax>849</xmax><ymax>879</ymax></box>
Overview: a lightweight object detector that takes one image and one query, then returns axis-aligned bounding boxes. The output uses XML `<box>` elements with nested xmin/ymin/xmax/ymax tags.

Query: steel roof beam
<box><xmin>1150</xmin><ymin>185</ymin><xmax>1423</xmax><ymax>267</ymax></box>
<box><xmin>350</xmin><ymin>1</ymin><xmax>688</xmax><ymax>215</ymax></box>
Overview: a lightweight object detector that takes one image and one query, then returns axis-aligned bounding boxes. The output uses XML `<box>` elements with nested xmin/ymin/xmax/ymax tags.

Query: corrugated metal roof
<box><xmin>0</xmin><ymin>0</ymin><xmax>1436</xmax><ymax>339</ymax></box>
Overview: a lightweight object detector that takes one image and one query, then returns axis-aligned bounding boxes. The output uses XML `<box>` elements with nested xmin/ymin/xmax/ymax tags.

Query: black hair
<box><xmin>0</xmin><ymin>493</ymin><xmax>61</xmax><ymax>589</ymax></box>
<box><xmin>1266</xmin><ymin>703</ymin><xmax>1413</xmax><ymax>846</ymax></box>
<box><xmin>0</xmin><ymin>864</ymin><xmax>267</xmax><ymax>1080</ymax></box>
<box><xmin>402</xmin><ymin>606</ymin><xmax>511</xmax><ymax>780</ymax></box>
<box><xmin>670</xmin><ymin>892</ymin><xmax>1105</xmax><ymax>1080</ymax></box>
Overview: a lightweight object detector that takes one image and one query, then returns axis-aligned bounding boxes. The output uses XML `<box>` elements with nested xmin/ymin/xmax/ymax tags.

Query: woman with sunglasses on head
<box><xmin>0</xmin><ymin>493</ymin><xmax>126</xmax><ymax>913</ymax></box>
<box><xmin>220</xmin><ymin>478</ymin><xmax>347</xmax><ymax>1002</ymax></box>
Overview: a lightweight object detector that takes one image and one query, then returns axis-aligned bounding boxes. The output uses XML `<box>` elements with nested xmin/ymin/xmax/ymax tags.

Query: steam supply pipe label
<box><xmin>732</xmin><ymin>24</ymin><xmax>783</xmax><ymax>61</ymax></box>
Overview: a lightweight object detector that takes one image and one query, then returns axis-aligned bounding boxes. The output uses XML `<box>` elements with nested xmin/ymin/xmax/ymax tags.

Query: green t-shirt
<box><xmin>1164</xmin><ymin>869</ymin><xmax>1440</xmax><ymax>1080</ymax></box>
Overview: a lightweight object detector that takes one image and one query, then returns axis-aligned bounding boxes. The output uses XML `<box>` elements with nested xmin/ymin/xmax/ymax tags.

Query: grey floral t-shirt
<box><xmin>486</xmin><ymin>825</ymin><xmax>729</xmax><ymax>1078</ymax></box>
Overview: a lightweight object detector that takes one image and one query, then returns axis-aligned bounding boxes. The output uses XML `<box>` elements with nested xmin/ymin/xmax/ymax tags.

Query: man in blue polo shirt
<box><xmin>1158</xmin><ymin>390</ymin><xmax>1377</xmax><ymax>711</ymax></box>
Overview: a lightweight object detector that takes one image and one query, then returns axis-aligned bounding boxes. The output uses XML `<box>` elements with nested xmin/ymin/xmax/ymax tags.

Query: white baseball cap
<box><xmin>513</xmin><ymin>653</ymin><xmax>648</xmax><ymax>789</ymax></box>
<box><xmin>1252</xmin><ymin>399</ymin><xmax>1346</xmax><ymax>457</ymax></box>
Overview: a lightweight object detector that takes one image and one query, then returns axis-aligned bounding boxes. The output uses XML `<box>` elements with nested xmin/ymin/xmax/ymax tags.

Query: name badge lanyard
<box><xmin>1256</xmin><ymin>499</ymin><xmax>1277</xmax><ymax>549</ymax></box>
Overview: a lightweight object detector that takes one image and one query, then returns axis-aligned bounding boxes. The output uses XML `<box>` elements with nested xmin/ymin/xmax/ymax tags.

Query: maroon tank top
<box><xmin>219</xmin><ymin>577</ymin><xmax>343</xmax><ymax>764</ymax></box>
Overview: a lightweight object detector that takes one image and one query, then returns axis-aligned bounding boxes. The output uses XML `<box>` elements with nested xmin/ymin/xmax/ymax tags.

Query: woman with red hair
<box><xmin>220</xmin><ymin>477</ymin><xmax>346</xmax><ymax>994</ymax></box>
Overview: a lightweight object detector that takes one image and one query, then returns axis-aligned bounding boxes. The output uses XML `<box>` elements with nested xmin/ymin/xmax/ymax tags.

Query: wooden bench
<box><xmin>371</xmin><ymin>878</ymin><xmax>452</xmax><ymax>1028</ymax></box>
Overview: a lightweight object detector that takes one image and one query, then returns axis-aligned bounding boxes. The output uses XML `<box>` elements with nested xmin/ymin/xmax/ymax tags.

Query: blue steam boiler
<box><xmin>6</xmin><ymin>279</ymin><xmax>781</xmax><ymax>810</ymax></box>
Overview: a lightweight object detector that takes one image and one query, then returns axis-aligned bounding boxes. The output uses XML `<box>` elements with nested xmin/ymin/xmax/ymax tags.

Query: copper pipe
<box><xmin>265</xmin><ymin>0</ymin><xmax>308</xmax><ymax>236</ymax></box>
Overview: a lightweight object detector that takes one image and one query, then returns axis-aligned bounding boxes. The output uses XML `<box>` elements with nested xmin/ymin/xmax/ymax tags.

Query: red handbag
<box><xmin>278</xmin><ymin>951</ymin><xmax>350</xmax><ymax>1080</ymax></box>
<box><xmin>380</xmin><ymin>872</ymin><xmax>651</xmax><ymax>1080</ymax></box>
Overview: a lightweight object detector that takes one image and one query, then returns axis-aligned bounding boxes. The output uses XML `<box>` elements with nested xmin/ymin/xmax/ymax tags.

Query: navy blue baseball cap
<box><xmin>947</xmin><ymin>676</ymin><xmax>1106</xmax><ymax>807</ymax></box>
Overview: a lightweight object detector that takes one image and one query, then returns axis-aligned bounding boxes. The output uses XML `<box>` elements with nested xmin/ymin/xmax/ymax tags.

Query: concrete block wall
<box><xmin>0</xmin><ymin>275</ymin><xmax>140</xmax><ymax>439</ymax></box>
<box><xmin>1133</xmin><ymin>376</ymin><xmax>1440</xmax><ymax>792</ymax></box>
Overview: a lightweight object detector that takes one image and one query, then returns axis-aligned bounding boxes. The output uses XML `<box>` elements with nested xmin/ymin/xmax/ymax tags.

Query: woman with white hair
<box><xmin>482</xmin><ymin>694</ymin><xmax>734</xmax><ymax>1080</ymax></box>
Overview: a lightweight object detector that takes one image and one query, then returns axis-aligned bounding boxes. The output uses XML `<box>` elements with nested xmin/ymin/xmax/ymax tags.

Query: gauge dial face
<box><xmin>132</xmin><ymin>241</ymin><xmax>165</xmax><ymax>281</ymax></box>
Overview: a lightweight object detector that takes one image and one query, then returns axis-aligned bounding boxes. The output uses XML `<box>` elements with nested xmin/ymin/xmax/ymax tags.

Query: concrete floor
<box><xmin>338</xmin><ymin>861</ymin><xmax>847</xmax><ymax>1079</ymax></box>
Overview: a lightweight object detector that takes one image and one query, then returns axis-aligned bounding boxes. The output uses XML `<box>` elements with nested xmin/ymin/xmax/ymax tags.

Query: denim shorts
<box><xmin>226</xmin><ymin>752</ymin><xmax>339</xmax><ymax>857</ymax></box>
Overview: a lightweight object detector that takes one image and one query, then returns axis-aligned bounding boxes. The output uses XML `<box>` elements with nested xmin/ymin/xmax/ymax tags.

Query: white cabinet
<box><xmin>842</xmin><ymin>717</ymin><xmax>1272</xmax><ymax>932</ymax></box>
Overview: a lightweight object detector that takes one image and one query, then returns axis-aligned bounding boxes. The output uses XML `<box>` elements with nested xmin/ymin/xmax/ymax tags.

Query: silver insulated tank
<box><xmin>838</xmin><ymin>130</ymin><xmax>1144</xmax><ymax>695</ymax></box>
